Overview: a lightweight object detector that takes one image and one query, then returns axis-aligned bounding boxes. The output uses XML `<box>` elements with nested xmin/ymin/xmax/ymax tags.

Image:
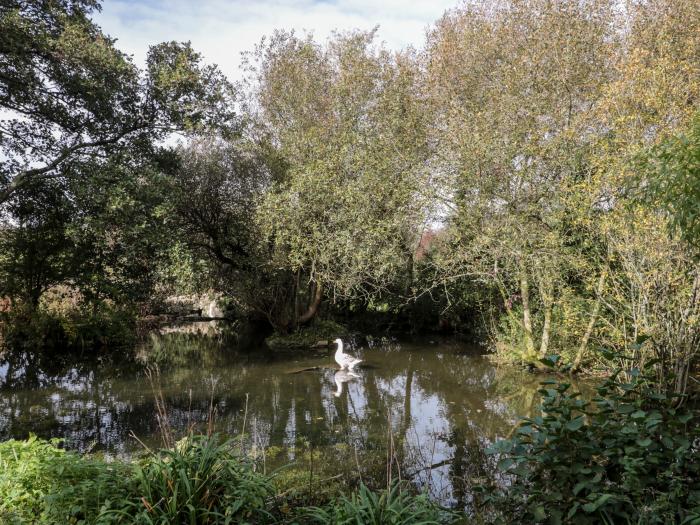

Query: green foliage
<box><xmin>0</xmin><ymin>435</ymin><xmax>461</xmax><ymax>525</ymax></box>
<box><xmin>0</xmin><ymin>300</ymin><xmax>136</xmax><ymax>352</ymax></box>
<box><xmin>248</xmin><ymin>29</ymin><xmax>429</xmax><ymax>311</ymax></box>
<box><xmin>0</xmin><ymin>0</ymin><xmax>236</xmax><ymax>339</ymax></box>
<box><xmin>0</xmin><ymin>0</ymin><xmax>235</xmax><ymax>205</ymax></box>
<box><xmin>0</xmin><ymin>186</ymin><xmax>79</xmax><ymax>305</ymax></box>
<box><xmin>103</xmin><ymin>435</ymin><xmax>273</xmax><ymax>524</ymax></box>
<box><xmin>0</xmin><ymin>435</ymin><xmax>132</xmax><ymax>525</ymax></box>
<box><xmin>265</xmin><ymin>319</ymin><xmax>348</xmax><ymax>350</ymax></box>
<box><xmin>640</xmin><ymin>115</ymin><xmax>700</xmax><ymax>254</ymax></box>
<box><xmin>481</xmin><ymin>360</ymin><xmax>700</xmax><ymax>524</ymax></box>
<box><xmin>270</xmin><ymin>462</ymin><xmax>347</xmax><ymax>511</ymax></box>
<box><xmin>304</xmin><ymin>482</ymin><xmax>455</xmax><ymax>525</ymax></box>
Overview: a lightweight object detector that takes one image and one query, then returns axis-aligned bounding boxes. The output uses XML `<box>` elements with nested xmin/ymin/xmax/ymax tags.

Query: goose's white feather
<box><xmin>334</xmin><ymin>338</ymin><xmax>362</xmax><ymax>370</ymax></box>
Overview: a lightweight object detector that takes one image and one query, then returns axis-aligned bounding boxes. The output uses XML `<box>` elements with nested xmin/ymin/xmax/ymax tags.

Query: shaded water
<box><xmin>0</xmin><ymin>327</ymin><xmax>550</xmax><ymax>508</ymax></box>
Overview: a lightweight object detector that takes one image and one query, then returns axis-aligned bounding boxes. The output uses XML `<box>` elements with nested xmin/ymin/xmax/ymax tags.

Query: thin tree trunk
<box><xmin>537</xmin><ymin>275</ymin><xmax>554</xmax><ymax>358</ymax></box>
<box><xmin>539</xmin><ymin>299</ymin><xmax>553</xmax><ymax>359</ymax></box>
<box><xmin>573</xmin><ymin>269</ymin><xmax>607</xmax><ymax>371</ymax></box>
<box><xmin>520</xmin><ymin>270</ymin><xmax>536</xmax><ymax>359</ymax></box>
<box><xmin>292</xmin><ymin>269</ymin><xmax>300</xmax><ymax>326</ymax></box>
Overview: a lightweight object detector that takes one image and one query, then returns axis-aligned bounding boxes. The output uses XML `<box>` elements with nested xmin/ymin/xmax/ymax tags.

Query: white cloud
<box><xmin>95</xmin><ymin>0</ymin><xmax>456</xmax><ymax>81</ymax></box>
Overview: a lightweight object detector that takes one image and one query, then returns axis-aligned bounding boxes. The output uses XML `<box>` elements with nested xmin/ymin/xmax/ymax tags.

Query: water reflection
<box><xmin>0</xmin><ymin>333</ymin><xmax>556</xmax><ymax>507</ymax></box>
<box><xmin>333</xmin><ymin>370</ymin><xmax>360</xmax><ymax>397</ymax></box>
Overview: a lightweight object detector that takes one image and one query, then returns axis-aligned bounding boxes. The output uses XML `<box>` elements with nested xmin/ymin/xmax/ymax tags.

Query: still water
<box><xmin>0</xmin><ymin>327</ymin><xmax>548</xmax><ymax>508</ymax></box>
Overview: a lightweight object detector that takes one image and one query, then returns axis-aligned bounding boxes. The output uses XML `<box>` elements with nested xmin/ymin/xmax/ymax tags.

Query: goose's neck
<box><xmin>335</xmin><ymin>341</ymin><xmax>344</xmax><ymax>354</ymax></box>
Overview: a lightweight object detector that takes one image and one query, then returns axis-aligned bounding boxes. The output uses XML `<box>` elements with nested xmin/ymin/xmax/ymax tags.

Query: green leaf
<box><xmin>532</xmin><ymin>505</ymin><xmax>547</xmax><ymax>522</ymax></box>
<box><xmin>617</xmin><ymin>404</ymin><xmax>635</xmax><ymax>414</ymax></box>
<box><xmin>573</xmin><ymin>481</ymin><xmax>588</xmax><ymax>496</ymax></box>
<box><xmin>582</xmin><ymin>494</ymin><xmax>614</xmax><ymax>513</ymax></box>
<box><xmin>636</xmin><ymin>437</ymin><xmax>652</xmax><ymax>447</ymax></box>
<box><xmin>565</xmin><ymin>417</ymin><xmax>585</xmax><ymax>432</ymax></box>
<box><xmin>538</xmin><ymin>355</ymin><xmax>560</xmax><ymax>368</ymax></box>
<box><xmin>497</xmin><ymin>457</ymin><xmax>515</xmax><ymax>471</ymax></box>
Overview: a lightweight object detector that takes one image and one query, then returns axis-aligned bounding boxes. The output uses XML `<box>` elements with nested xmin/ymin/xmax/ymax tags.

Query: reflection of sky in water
<box><xmin>0</xmin><ymin>336</ymin><xmax>559</xmax><ymax>508</ymax></box>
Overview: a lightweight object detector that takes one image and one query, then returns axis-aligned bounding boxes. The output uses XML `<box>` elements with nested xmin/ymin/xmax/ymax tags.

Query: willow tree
<box><xmin>591</xmin><ymin>0</ymin><xmax>700</xmax><ymax>388</ymax></box>
<box><xmin>423</xmin><ymin>0</ymin><xmax>615</xmax><ymax>363</ymax></box>
<box><xmin>243</xmin><ymin>30</ymin><xmax>431</xmax><ymax>331</ymax></box>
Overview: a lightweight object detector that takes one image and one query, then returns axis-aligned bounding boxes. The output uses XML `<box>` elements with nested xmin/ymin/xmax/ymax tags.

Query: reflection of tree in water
<box><xmin>0</xmin><ymin>349</ymin><xmax>153</xmax><ymax>454</ymax></box>
<box><xmin>0</xmin><ymin>335</ymin><xmax>550</xmax><ymax>508</ymax></box>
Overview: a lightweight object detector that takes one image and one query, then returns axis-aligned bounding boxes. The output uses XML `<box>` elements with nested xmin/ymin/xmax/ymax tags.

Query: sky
<box><xmin>95</xmin><ymin>0</ymin><xmax>458</xmax><ymax>82</ymax></box>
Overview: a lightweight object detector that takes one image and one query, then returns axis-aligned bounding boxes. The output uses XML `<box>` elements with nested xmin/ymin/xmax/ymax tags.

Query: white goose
<box><xmin>334</xmin><ymin>338</ymin><xmax>362</xmax><ymax>370</ymax></box>
<box><xmin>333</xmin><ymin>369</ymin><xmax>360</xmax><ymax>397</ymax></box>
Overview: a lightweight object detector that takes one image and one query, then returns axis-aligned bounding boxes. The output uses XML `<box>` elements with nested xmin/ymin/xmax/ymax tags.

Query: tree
<box><xmin>0</xmin><ymin>0</ymin><xmax>236</xmax><ymax>206</ymax></box>
<box><xmin>638</xmin><ymin>116</ymin><xmax>700</xmax><ymax>253</ymax></box>
<box><xmin>591</xmin><ymin>0</ymin><xmax>700</xmax><ymax>387</ymax></box>
<box><xmin>423</xmin><ymin>0</ymin><xmax>614</xmax><ymax>363</ymax></box>
<box><xmin>0</xmin><ymin>181</ymin><xmax>77</xmax><ymax>306</ymax></box>
<box><xmin>169</xmin><ymin>137</ymin><xmax>289</xmax><ymax>327</ymax></box>
<box><xmin>244</xmin><ymin>30</ymin><xmax>431</xmax><ymax>329</ymax></box>
<box><xmin>0</xmin><ymin>0</ymin><xmax>237</xmax><ymax>310</ymax></box>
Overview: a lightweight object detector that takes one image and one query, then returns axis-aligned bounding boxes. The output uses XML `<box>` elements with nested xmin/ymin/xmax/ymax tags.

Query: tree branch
<box><xmin>0</xmin><ymin>126</ymin><xmax>146</xmax><ymax>204</ymax></box>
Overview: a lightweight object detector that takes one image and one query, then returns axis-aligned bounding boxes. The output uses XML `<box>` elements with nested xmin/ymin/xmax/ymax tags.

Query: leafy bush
<box><xmin>481</xmin><ymin>361</ymin><xmax>700</xmax><ymax>524</ymax></box>
<box><xmin>0</xmin><ymin>300</ymin><xmax>136</xmax><ymax>353</ymax></box>
<box><xmin>303</xmin><ymin>482</ymin><xmax>456</xmax><ymax>524</ymax></box>
<box><xmin>105</xmin><ymin>435</ymin><xmax>274</xmax><ymax>524</ymax></box>
<box><xmin>265</xmin><ymin>319</ymin><xmax>349</xmax><ymax>351</ymax></box>
<box><xmin>0</xmin><ymin>435</ymin><xmax>132</xmax><ymax>525</ymax></box>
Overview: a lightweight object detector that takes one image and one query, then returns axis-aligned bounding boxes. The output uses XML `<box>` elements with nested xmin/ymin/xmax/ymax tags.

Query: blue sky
<box><xmin>95</xmin><ymin>0</ymin><xmax>457</xmax><ymax>81</ymax></box>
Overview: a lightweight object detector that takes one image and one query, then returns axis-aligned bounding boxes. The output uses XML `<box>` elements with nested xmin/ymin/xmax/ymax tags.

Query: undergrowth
<box><xmin>0</xmin><ymin>435</ymin><xmax>454</xmax><ymax>525</ymax></box>
<box><xmin>479</xmin><ymin>356</ymin><xmax>700</xmax><ymax>524</ymax></box>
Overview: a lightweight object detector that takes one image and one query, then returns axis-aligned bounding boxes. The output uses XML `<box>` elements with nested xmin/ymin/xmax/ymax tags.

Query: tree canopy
<box><xmin>0</xmin><ymin>0</ymin><xmax>235</xmax><ymax>205</ymax></box>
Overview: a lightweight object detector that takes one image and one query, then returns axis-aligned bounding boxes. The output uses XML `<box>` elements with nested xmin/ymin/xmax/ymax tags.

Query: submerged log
<box><xmin>286</xmin><ymin>365</ymin><xmax>336</xmax><ymax>374</ymax></box>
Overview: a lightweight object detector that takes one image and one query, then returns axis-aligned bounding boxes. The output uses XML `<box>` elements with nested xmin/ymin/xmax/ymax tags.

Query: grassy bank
<box><xmin>0</xmin><ymin>435</ymin><xmax>456</xmax><ymax>525</ymax></box>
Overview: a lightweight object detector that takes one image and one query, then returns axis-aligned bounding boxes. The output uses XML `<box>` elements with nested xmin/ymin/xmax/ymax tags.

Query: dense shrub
<box><xmin>0</xmin><ymin>301</ymin><xmax>136</xmax><ymax>353</ymax></box>
<box><xmin>0</xmin><ymin>435</ymin><xmax>132</xmax><ymax>525</ymax></box>
<box><xmin>0</xmin><ymin>435</ymin><xmax>463</xmax><ymax>525</ymax></box>
<box><xmin>480</xmin><ymin>360</ymin><xmax>700</xmax><ymax>524</ymax></box>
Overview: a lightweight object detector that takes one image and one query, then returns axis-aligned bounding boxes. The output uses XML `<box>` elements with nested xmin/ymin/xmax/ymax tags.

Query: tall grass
<box><xmin>303</xmin><ymin>482</ymin><xmax>455</xmax><ymax>525</ymax></box>
<box><xmin>103</xmin><ymin>435</ymin><xmax>274</xmax><ymax>524</ymax></box>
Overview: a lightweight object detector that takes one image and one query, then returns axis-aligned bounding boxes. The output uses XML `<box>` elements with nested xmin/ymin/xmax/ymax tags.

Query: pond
<box><xmin>0</xmin><ymin>327</ymin><xmax>553</xmax><ymax>509</ymax></box>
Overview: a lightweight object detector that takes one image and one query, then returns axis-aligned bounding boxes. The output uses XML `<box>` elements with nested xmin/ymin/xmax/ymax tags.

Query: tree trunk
<box><xmin>520</xmin><ymin>270</ymin><xmax>536</xmax><ymax>359</ymax></box>
<box><xmin>297</xmin><ymin>282</ymin><xmax>323</xmax><ymax>325</ymax></box>
<box><xmin>539</xmin><ymin>300</ymin><xmax>552</xmax><ymax>359</ymax></box>
<box><xmin>573</xmin><ymin>269</ymin><xmax>607</xmax><ymax>371</ymax></box>
<box><xmin>538</xmin><ymin>278</ymin><xmax>554</xmax><ymax>359</ymax></box>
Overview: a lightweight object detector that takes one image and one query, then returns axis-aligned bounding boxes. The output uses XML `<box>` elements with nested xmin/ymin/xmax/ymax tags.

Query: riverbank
<box><xmin>0</xmin><ymin>434</ymin><xmax>458</xmax><ymax>524</ymax></box>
